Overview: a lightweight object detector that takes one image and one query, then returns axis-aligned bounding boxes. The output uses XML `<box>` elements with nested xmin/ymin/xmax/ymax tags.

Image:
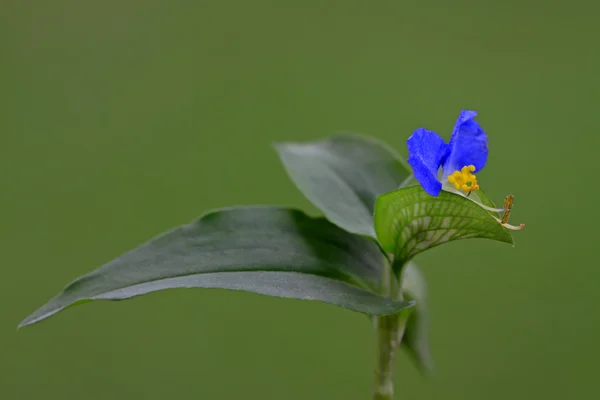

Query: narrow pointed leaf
<box><xmin>20</xmin><ymin>207</ymin><xmax>414</xmax><ymax>327</ymax></box>
<box><xmin>275</xmin><ymin>134</ymin><xmax>411</xmax><ymax>238</ymax></box>
<box><xmin>401</xmin><ymin>262</ymin><xmax>433</xmax><ymax>374</ymax></box>
<box><xmin>375</xmin><ymin>187</ymin><xmax>513</xmax><ymax>267</ymax></box>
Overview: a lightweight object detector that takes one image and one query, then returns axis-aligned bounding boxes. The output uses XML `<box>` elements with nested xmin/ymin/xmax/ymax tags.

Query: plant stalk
<box><xmin>372</xmin><ymin>257</ymin><xmax>408</xmax><ymax>400</ymax></box>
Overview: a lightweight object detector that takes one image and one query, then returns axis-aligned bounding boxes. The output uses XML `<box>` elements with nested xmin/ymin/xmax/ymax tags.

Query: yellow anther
<box><xmin>501</xmin><ymin>194</ymin><xmax>514</xmax><ymax>224</ymax></box>
<box><xmin>460</xmin><ymin>165</ymin><xmax>475</xmax><ymax>175</ymax></box>
<box><xmin>447</xmin><ymin>165</ymin><xmax>480</xmax><ymax>194</ymax></box>
<box><xmin>494</xmin><ymin>194</ymin><xmax>525</xmax><ymax>230</ymax></box>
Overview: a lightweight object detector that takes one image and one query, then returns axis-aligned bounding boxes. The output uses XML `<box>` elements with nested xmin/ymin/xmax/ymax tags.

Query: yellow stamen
<box><xmin>447</xmin><ymin>165</ymin><xmax>480</xmax><ymax>194</ymax></box>
<box><xmin>492</xmin><ymin>194</ymin><xmax>525</xmax><ymax>230</ymax></box>
<box><xmin>501</xmin><ymin>194</ymin><xmax>514</xmax><ymax>224</ymax></box>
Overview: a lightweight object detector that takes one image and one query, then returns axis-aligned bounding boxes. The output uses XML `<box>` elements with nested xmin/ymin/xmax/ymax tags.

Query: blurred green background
<box><xmin>2</xmin><ymin>1</ymin><xmax>598</xmax><ymax>399</ymax></box>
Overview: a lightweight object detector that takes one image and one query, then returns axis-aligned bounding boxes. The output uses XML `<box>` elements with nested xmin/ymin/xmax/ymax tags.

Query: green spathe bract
<box><xmin>20</xmin><ymin>132</ymin><xmax>521</xmax><ymax>400</ymax></box>
<box><xmin>375</xmin><ymin>186</ymin><xmax>513</xmax><ymax>270</ymax></box>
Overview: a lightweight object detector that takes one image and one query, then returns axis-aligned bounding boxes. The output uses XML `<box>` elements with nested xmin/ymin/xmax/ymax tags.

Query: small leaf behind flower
<box><xmin>374</xmin><ymin>186</ymin><xmax>513</xmax><ymax>268</ymax></box>
<box><xmin>275</xmin><ymin>134</ymin><xmax>411</xmax><ymax>239</ymax></box>
<box><xmin>20</xmin><ymin>207</ymin><xmax>415</xmax><ymax>328</ymax></box>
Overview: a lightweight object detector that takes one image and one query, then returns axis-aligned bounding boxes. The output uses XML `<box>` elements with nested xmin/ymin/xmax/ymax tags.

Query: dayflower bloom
<box><xmin>407</xmin><ymin>110</ymin><xmax>487</xmax><ymax>197</ymax></box>
<box><xmin>407</xmin><ymin>110</ymin><xmax>524</xmax><ymax>230</ymax></box>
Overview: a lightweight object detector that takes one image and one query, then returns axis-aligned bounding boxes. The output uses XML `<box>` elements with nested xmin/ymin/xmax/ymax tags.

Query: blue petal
<box><xmin>442</xmin><ymin>110</ymin><xmax>488</xmax><ymax>178</ymax></box>
<box><xmin>407</xmin><ymin>128</ymin><xmax>449</xmax><ymax>196</ymax></box>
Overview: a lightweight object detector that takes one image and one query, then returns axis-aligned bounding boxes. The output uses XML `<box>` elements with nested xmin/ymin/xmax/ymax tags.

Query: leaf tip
<box><xmin>17</xmin><ymin>316</ymin><xmax>35</xmax><ymax>330</ymax></box>
<box><xmin>420</xmin><ymin>364</ymin><xmax>436</xmax><ymax>378</ymax></box>
<box><xmin>18</xmin><ymin>302</ymin><xmax>66</xmax><ymax>329</ymax></box>
<box><xmin>402</xmin><ymin>300</ymin><xmax>418</xmax><ymax>312</ymax></box>
<box><xmin>18</xmin><ymin>313</ymin><xmax>44</xmax><ymax>329</ymax></box>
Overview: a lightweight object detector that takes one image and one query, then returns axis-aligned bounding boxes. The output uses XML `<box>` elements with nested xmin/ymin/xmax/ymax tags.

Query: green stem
<box><xmin>373</xmin><ymin>314</ymin><xmax>398</xmax><ymax>400</ymax></box>
<box><xmin>372</xmin><ymin>257</ymin><xmax>408</xmax><ymax>400</ymax></box>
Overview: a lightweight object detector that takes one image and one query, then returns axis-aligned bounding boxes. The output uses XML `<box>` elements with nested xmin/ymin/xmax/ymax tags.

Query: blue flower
<box><xmin>407</xmin><ymin>110</ymin><xmax>488</xmax><ymax>196</ymax></box>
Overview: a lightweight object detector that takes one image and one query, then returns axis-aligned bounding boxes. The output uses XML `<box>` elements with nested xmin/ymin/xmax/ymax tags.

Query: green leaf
<box><xmin>275</xmin><ymin>134</ymin><xmax>411</xmax><ymax>238</ymax></box>
<box><xmin>401</xmin><ymin>262</ymin><xmax>433</xmax><ymax>374</ymax></box>
<box><xmin>374</xmin><ymin>186</ymin><xmax>513</xmax><ymax>267</ymax></box>
<box><xmin>20</xmin><ymin>206</ymin><xmax>415</xmax><ymax>328</ymax></box>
